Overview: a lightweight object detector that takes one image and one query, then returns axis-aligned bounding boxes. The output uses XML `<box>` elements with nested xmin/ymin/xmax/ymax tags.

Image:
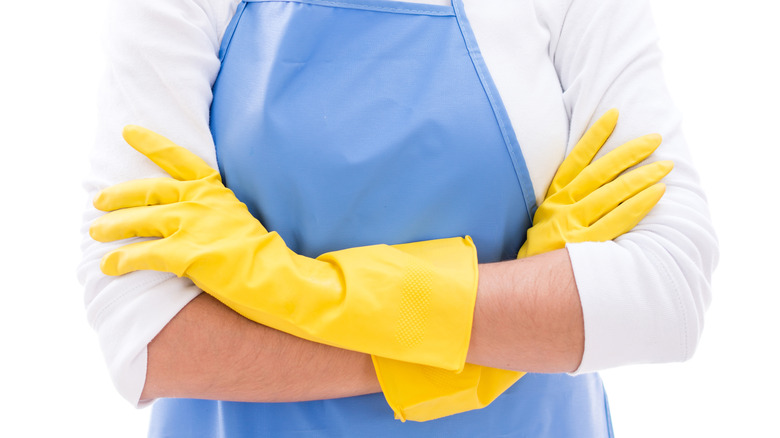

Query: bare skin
<box><xmin>141</xmin><ymin>248</ymin><xmax>582</xmax><ymax>403</ymax></box>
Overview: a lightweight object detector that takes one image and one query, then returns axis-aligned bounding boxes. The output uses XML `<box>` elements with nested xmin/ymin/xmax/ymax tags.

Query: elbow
<box><xmin>666</xmin><ymin>271</ymin><xmax>710</xmax><ymax>365</ymax></box>
<box><xmin>570</xmin><ymin>218</ymin><xmax>718</xmax><ymax>373</ymax></box>
<box><xmin>659</xmin><ymin>243</ymin><xmax>715</xmax><ymax>365</ymax></box>
<box><xmin>86</xmin><ymin>286</ymin><xmax>155</xmax><ymax>408</ymax></box>
<box><xmin>630</xmin><ymin>214</ymin><xmax>718</xmax><ymax>366</ymax></box>
<box><xmin>80</xmin><ymin>262</ymin><xmax>199</xmax><ymax>407</ymax></box>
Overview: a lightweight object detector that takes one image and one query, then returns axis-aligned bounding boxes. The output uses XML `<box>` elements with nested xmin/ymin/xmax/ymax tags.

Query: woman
<box><xmin>80</xmin><ymin>0</ymin><xmax>717</xmax><ymax>435</ymax></box>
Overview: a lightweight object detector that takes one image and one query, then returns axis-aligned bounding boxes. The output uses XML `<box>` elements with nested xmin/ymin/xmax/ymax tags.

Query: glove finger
<box><xmin>565</xmin><ymin>133</ymin><xmax>662</xmax><ymax>202</ymax></box>
<box><xmin>584</xmin><ymin>183</ymin><xmax>666</xmax><ymax>242</ymax></box>
<box><xmin>123</xmin><ymin>125</ymin><xmax>219</xmax><ymax>182</ymax></box>
<box><xmin>547</xmin><ymin>109</ymin><xmax>618</xmax><ymax>197</ymax></box>
<box><xmin>90</xmin><ymin>204</ymin><xmax>183</xmax><ymax>242</ymax></box>
<box><xmin>100</xmin><ymin>238</ymin><xmax>187</xmax><ymax>277</ymax></box>
<box><xmin>93</xmin><ymin>178</ymin><xmax>188</xmax><ymax>211</ymax></box>
<box><xmin>577</xmin><ymin>160</ymin><xmax>673</xmax><ymax>224</ymax></box>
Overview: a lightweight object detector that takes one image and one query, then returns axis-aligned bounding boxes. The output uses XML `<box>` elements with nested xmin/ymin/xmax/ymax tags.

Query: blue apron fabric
<box><xmin>149</xmin><ymin>0</ymin><xmax>614</xmax><ymax>436</ymax></box>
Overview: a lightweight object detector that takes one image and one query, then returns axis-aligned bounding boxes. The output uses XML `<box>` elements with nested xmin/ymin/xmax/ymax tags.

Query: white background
<box><xmin>0</xmin><ymin>0</ymin><xmax>777</xmax><ymax>436</ymax></box>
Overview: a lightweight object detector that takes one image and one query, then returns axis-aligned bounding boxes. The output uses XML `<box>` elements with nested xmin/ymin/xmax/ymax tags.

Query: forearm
<box><xmin>468</xmin><ymin>248</ymin><xmax>583</xmax><ymax>373</ymax></box>
<box><xmin>141</xmin><ymin>293</ymin><xmax>380</xmax><ymax>403</ymax></box>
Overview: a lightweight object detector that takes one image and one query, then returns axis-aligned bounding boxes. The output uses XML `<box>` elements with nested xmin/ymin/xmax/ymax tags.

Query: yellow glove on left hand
<box><xmin>518</xmin><ymin>109</ymin><xmax>672</xmax><ymax>257</ymax></box>
<box><xmin>91</xmin><ymin>126</ymin><xmax>479</xmax><ymax>371</ymax></box>
<box><xmin>372</xmin><ymin>109</ymin><xmax>673</xmax><ymax>422</ymax></box>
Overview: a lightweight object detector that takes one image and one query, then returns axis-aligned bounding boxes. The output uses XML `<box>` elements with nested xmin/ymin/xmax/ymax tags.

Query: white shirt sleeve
<box><xmin>547</xmin><ymin>0</ymin><xmax>719</xmax><ymax>373</ymax></box>
<box><xmin>78</xmin><ymin>0</ymin><xmax>240</xmax><ymax>406</ymax></box>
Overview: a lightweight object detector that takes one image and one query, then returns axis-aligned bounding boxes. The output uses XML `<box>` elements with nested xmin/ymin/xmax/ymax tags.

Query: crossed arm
<box><xmin>140</xmin><ymin>249</ymin><xmax>581</xmax><ymax>403</ymax></box>
<box><xmin>102</xmin><ymin>116</ymin><xmax>660</xmax><ymax>405</ymax></box>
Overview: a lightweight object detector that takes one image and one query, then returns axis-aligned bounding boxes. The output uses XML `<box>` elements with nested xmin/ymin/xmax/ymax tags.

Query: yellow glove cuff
<box><xmin>373</xmin><ymin>356</ymin><xmax>524</xmax><ymax>422</ymax></box>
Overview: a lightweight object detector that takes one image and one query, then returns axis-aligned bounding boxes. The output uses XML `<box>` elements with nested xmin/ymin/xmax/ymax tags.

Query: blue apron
<box><xmin>149</xmin><ymin>0</ymin><xmax>614</xmax><ymax>436</ymax></box>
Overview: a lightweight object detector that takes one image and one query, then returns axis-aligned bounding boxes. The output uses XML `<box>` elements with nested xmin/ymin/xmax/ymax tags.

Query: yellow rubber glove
<box><xmin>90</xmin><ymin>126</ymin><xmax>479</xmax><ymax>371</ymax></box>
<box><xmin>372</xmin><ymin>109</ymin><xmax>673</xmax><ymax>422</ymax></box>
<box><xmin>517</xmin><ymin>108</ymin><xmax>672</xmax><ymax>258</ymax></box>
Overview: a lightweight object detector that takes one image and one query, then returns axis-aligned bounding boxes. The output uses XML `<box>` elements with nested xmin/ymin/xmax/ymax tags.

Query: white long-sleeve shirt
<box><xmin>79</xmin><ymin>0</ymin><xmax>718</xmax><ymax>406</ymax></box>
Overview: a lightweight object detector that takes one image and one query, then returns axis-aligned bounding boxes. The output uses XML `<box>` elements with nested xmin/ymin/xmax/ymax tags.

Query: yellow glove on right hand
<box><xmin>373</xmin><ymin>109</ymin><xmax>673</xmax><ymax>422</ymax></box>
<box><xmin>91</xmin><ymin>126</ymin><xmax>479</xmax><ymax>371</ymax></box>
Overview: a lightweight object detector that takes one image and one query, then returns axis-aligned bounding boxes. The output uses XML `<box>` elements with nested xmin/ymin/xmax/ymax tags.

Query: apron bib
<box><xmin>150</xmin><ymin>1</ymin><xmax>613</xmax><ymax>436</ymax></box>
